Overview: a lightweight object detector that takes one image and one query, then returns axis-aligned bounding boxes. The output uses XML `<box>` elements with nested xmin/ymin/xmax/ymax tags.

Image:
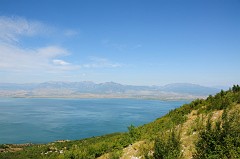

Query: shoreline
<box><xmin>0</xmin><ymin>94</ymin><xmax>203</xmax><ymax>101</ymax></box>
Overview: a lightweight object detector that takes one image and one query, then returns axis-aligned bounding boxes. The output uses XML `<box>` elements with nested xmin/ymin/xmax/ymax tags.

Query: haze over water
<box><xmin>0</xmin><ymin>98</ymin><xmax>188</xmax><ymax>144</ymax></box>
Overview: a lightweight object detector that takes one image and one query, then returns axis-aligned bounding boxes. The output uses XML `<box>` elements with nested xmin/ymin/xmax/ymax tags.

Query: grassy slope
<box><xmin>0</xmin><ymin>85</ymin><xmax>240</xmax><ymax>159</ymax></box>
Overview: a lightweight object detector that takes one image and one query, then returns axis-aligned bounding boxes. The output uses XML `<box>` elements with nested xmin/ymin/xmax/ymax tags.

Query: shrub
<box><xmin>193</xmin><ymin>110</ymin><xmax>240</xmax><ymax>159</ymax></box>
<box><xmin>153</xmin><ymin>130</ymin><xmax>181</xmax><ymax>159</ymax></box>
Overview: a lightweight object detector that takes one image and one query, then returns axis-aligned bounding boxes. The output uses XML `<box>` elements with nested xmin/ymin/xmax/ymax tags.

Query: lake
<box><xmin>0</xmin><ymin>98</ymin><xmax>189</xmax><ymax>144</ymax></box>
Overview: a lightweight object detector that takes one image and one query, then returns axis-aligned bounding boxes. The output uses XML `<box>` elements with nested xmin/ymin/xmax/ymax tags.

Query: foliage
<box><xmin>108</xmin><ymin>150</ymin><xmax>122</xmax><ymax>159</ymax></box>
<box><xmin>153</xmin><ymin>130</ymin><xmax>182</xmax><ymax>159</ymax></box>
<box><xmin>138</xmin><ymin>141</ymin><xmax>154</xmax><ymax>159</ymax></box>
<box><xmin>0</xmin><ymin>133</ymin><xmax>131</xmax><ymax>159</ymax></box>
<box><xmin>0</xmin><ymin>144</ymin><xmax>8</xmax><ymax>149</ymax></box>
<box><xmin>128</xmin><ymin>124</ymin><xmax>140</xmax><ymax>142</ymax></box>
<box><xmin>193</xmin><ymin>109</ymin><xmax>240</xmax><ymax>159</ymax></box>
<box><xmin>205</xmin><ymin>85</ymin><xmax>240</xmax><ymax>111</ymax></box>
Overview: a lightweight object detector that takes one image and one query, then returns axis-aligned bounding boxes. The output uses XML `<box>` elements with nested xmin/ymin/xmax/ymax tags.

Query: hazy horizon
<box><xmin>0</xmin><ymin>80</ymin><xmax>232</xmax><ymax>88</ymax></box>
<box><xmin>0</xmin><ymin>0</ymin><xmax>239</xmax><ymax>87</ymax></box>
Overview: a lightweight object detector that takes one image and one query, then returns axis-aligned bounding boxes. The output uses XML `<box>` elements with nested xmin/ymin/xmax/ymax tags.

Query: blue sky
<box><xmin>0</xmin><ymin>0</ymin><xmax>239</xmax><ymax>86</ymax></box>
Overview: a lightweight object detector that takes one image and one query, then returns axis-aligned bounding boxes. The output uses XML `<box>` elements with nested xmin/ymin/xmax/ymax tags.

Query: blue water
<box><xmin>0</xmin><ymin>98</ymin><xmax>189</xmax><ymax>144</ymax></box>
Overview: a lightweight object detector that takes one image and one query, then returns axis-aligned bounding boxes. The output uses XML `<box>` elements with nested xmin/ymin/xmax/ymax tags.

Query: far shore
<box><xmin>0</xmin><ymin>93</ymin><xmax>203</xmax><ymax>101</ymax></box>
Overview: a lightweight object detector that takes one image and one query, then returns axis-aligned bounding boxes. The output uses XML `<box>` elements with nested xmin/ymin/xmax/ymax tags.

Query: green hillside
<box><xmin>1</xmin><ymin>85</ymin><xmax>240</xmax><ymax>159</ymax></box>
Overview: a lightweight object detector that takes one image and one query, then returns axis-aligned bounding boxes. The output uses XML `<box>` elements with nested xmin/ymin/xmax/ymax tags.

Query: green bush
<box><xmin>128</xmin><ymin>124</ymin><xmax>140</xmax><ymax>142</ymax></box>
<box><xmin>193</xmin><ymin>110</ymin><xmax>240</xmax><ymax>159</ymax></box>
<box><xmin>153</xmin><ymin>130</ymin><xmax>181</xmax><ymax>159</ymax></box>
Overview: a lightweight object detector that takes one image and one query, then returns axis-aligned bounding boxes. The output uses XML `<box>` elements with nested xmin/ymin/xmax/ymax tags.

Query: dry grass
<box><xmin>179</xmin><ymin>108</ymin><xmax>224</xmax><ymax>159</ymax></box>
<box><xmin>120</xmin><ymin>141</ymin><xmax>145</xmax><ymax>159</ymax></box>
<box><xmin>180</xmin><ymin>110</ymin><xmax>199</xmax><ymax>159</ymax></box>
<box><xmin>99</xmin><ymin>104</ymin><xmax>240</xmax><ymax>159</ymax></box>
<box><xmin>97</xmin><ymin>141</ymin><xmax>145</xmax><ymax>159</ymax></box>
<box><xmin>97</xmin><ymin>153</ymin><xmax>110</xmax><ymax>159</ymax></box>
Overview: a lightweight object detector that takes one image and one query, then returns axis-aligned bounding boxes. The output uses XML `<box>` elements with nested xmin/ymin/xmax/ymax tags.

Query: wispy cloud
<box><xmin>0</xmin><ymin>16</ymin><xmax>121</xmax><ymax>83</ymax></box>
<box><xmin>53</xmin><ymin>59</ymin><xmax>70</xmax><ymax>66</ymax></box>
<box><xmin>0</xmin><ymin>16</ymin><xmax>50</xmax><ymax>43</ymax></box>
<box><xmin>37</xmin><ymin>46</ymin><xmax>69</xmax><ymax>58</ymax></box>
<box><xmin>0</xmin><ymin>16</ymin><xmax>80</xmax><ymax>73</ymax></box>
<box><xmin>0</xmin><ymin>43</ymin><xmax>79</xmax><ymax>72</ymax></box>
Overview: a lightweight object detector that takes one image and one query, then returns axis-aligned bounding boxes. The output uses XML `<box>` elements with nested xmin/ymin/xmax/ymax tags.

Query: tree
<box><xmin>128</xmin><ymin>125</ymin><xmax>140</xmax><ymax>142</ymax></box>
<box><xmin>153</xmin><ymin>130</ymin><xmax>181</xmax><ymax>159</ymax></box>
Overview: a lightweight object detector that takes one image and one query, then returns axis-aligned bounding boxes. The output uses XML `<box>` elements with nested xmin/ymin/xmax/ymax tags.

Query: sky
<box><xmin>0</xmin><ymin>0</ymin><xmax>239</xmax><ymax>87</ymax></box>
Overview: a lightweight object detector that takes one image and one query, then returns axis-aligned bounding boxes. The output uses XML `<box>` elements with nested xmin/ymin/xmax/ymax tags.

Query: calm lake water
<box><xmin>0</xmin><ymin>98</ymin><xmax>189</xmax><ymax>144</ymax></box>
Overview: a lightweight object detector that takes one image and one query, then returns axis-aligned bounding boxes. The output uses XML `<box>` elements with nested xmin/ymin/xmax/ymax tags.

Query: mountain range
<box><xmin>0</xmin><ymin>81</ymin><xmax>221</xmax><ymax>100</ymax></box>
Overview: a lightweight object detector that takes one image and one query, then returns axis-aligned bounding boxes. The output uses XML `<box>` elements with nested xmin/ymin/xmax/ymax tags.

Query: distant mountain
<box><xmin>160</xmin><ymin>83</ymin><xmax>220</xmax><ymax>96</ymax></box>
<box><xmin>0</xmin><ymin>81</ymin><xmax>221</xmax><ymax>99</ymax></box>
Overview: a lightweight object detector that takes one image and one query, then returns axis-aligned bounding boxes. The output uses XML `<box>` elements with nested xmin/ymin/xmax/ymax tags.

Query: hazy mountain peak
<box><xmin>0</xmin><ymin>81</ymin><xmax>221</xmax><ymax>99</ymax></box>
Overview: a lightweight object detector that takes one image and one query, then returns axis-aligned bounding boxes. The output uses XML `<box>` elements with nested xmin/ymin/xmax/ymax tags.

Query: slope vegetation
<box><xmin>0</xmin><ymin>85</ymin><xmax>240</xmax><ymax>159</ymax></box>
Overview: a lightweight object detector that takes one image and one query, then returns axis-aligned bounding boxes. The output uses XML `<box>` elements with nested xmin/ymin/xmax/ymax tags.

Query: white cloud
<box><xmin>0</xmin><ymin>43</ymin><xmax>79</xmax><ymax>72</ymax></box>
<box><xmin>0</xmin><ymin>16</ymin><xmax>121</xmax><ymax>83</ymax></box>
<box><xmin>53</xmin><ymin>59</ymin><xmax>70</xmax><ymax>66</ymax></box>
<box><xmin>37</xmin><ymin>46</ymin><xmax>69</xmax><ymax>58</ymax></box>
<box><xmin>0</xmin><ymin>16</ymin><xmax>49</xmax><ymax>43</ymax></box>
<box><xmin>0</xmin><ymin>16</ymin><xmax>80</xmax><ymax>73</ymax></box>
